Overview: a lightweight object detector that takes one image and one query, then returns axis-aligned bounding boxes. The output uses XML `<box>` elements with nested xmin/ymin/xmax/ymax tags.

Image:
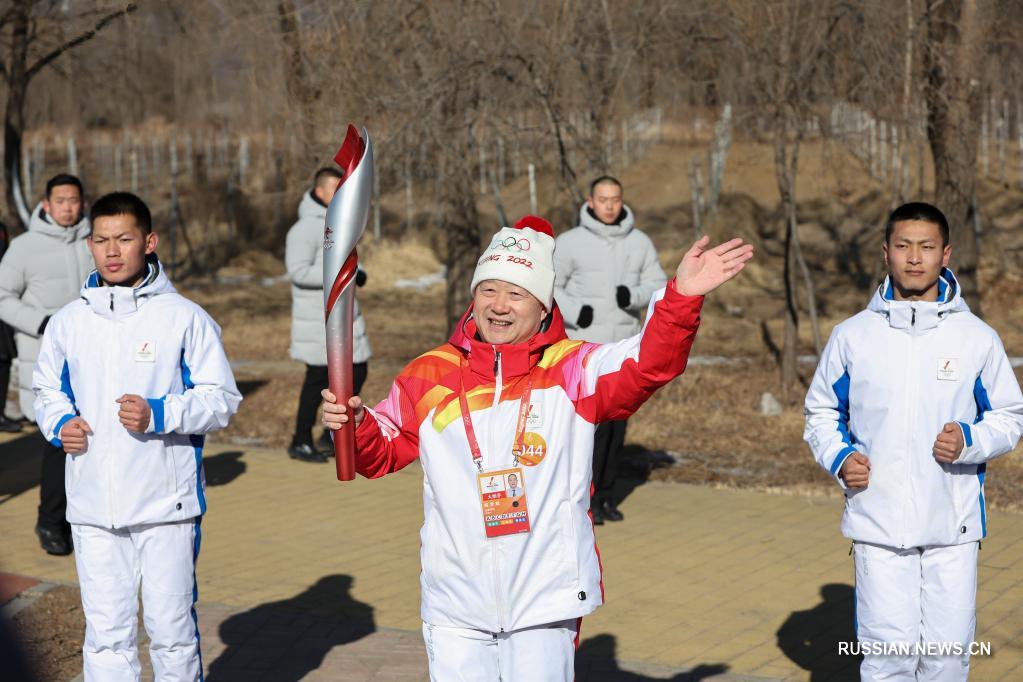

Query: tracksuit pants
<box><xmin>72</xmin><ymin>520</ymin><xmax>203</xmax><ymax>682</ymax></box>
<box><xmin>423</xmin><ymin>618</ymin><xmax>578</xmax><ymax>681</ymax></box>
<box><xmin>854</xmin><ymin>541</ymin><xmax>978</xmax><ymax>682</ymax></box>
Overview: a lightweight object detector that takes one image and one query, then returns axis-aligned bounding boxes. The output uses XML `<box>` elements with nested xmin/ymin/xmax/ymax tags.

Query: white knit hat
<box><xmin>469</xmin><ymin>215</ymin><xmax>556</xmax><ymax>310</ymax></box>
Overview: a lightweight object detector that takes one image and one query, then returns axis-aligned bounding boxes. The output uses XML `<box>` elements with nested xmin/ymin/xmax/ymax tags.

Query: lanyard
<box><xmin>458</xmin><ymin>357</ymin><xmax>533</xmax><ymax>471</ymax></box>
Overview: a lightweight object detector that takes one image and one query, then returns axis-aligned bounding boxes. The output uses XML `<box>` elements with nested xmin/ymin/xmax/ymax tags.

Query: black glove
<box><xmin>356</xmin><ymin>269</ymin><xmax>368</xmax><ymax>287</ymax></box>
<box><xmin>577</xmin><ymin>305</ymin><xmax>593</xmax><ymax>329</ymax></box>
<box><xmin>616</xmin><ymin>285</ymin><xmax>631</xmax><ymax>310</ymax></box>
<box><xmin>37</xmin><ymin>316</ymin><xmax>50</xmax><ymax>335</ymax></box>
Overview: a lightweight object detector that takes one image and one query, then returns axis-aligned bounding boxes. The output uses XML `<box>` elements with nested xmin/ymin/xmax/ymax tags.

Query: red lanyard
<box><xmin>458</xmin><ymin>358</ymin><xmax>533</xmax><ymax>471</ymax></box>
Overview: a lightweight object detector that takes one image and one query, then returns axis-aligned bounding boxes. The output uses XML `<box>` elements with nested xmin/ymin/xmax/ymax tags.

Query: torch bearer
<box><xmin>323</xmin><ymin>125</ymin><xmax>374</xmax><ymax>481</ymax></box>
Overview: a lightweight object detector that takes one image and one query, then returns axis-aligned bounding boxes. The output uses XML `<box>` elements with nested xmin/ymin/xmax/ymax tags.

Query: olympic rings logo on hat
<box><xmin>491</xmin><ymin>236</ymin><xmax>531</xmax><ymax>252</ymax></box>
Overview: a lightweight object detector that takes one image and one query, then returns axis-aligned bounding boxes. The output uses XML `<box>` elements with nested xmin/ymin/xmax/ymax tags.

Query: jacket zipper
<box><xmin>489</xmin><ymin>348</ymin><xmax>506</xmax><ymax>632</ymax></box>
<box><xmin>106</xmin><ymin>291</ymin><xmax>117</xmax><ymax>527</ymax></box>
<box><xmin>901</xmin><ymin>305</ymin><xmax>919</xmax><ymax>548</ymax></box>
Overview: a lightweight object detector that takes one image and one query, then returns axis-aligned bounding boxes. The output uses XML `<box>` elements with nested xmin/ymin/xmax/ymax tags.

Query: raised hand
<box><xmin>321</xmin><ymin>388</ymin><xmax>366</xmax><ymax>430</ymax></box>
<box><xmin>675</xmin><ymin>236</ymin><xmax>755</xmax><ymax>296</ymax></box>
<box><xmin>60</xmin><ymin>416</ymin><xmax>92</xmax><ymax>454</ymax></box>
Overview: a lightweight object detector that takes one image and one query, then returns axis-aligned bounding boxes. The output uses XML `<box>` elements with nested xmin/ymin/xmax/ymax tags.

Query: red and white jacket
<box><xmin>354</xmin><ymin>280</ymin><xmax>702</xmax><ymax>632</ymax></box>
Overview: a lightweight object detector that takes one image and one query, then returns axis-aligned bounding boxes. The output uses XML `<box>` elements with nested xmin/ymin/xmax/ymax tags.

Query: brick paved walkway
<box><xmin>2</xmin><ymin>431</ymin><xmax>1021</xmax><ymax>680</ymax></box>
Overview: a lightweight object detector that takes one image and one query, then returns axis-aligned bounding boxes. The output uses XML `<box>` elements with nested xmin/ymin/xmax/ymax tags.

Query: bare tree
<box><xmin>1</xmin><ymin>1</ymin><xmax>138</xmax><ymax>229</ymax></box>
<box><xmin>922</xmin><ymin>0</ymin><xmax>992</xmax><ymax>314</ymax></box>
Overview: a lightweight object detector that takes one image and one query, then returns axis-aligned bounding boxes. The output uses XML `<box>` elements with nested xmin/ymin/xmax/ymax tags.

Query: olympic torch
<box><xmin>323</xmin><ymin>125</ymin><xmax>374</xmax><ymax>481</ymax></box>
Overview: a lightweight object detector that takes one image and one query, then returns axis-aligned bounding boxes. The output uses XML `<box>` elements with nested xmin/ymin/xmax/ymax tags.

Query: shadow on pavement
<box><xmin>0</xmin><ymin>432</ymin><xmax>43</xmax><ymax>506</ymax></box>
<box><xmin>776</xmin><ymin>583</ymin><xmax>858</xmax><ymax>681</ymax></box>
<box><xmin>577</xmin><ymin>634</ymin><xmax>728</xmax><ymax>681</ymax></box>
<box><xmin>611</xmin><ymin>443</ymin><xmax>679</xmax><ymax>509</ymax></box>
<box><xmin>207</xmin><ymin>574</ymin><xmax>375</xmax><ymax>681</ymax></box>
<box><xmin>235</xmin><ymin>379</ymin><xmax>270</xmax><ymax>399</ymax></box>
<box><xmin>203</xmin><ymin>451</ymin><xmax>246</xmax><ymax>487</ymax></box>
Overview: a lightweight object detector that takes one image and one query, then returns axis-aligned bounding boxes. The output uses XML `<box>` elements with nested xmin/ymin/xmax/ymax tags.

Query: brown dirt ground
<box><xmin>13</xmin><ymin>585</ymin><xmax>85</xmax><ymax>682</ymax></box>
<box><xmin>180</xmin><ymin>137</ymin><xmax>1023</xmax><ymax>510</ymax></box>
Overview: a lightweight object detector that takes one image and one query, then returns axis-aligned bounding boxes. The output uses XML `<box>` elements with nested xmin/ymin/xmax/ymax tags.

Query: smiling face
<box><xmin>882</xmin><ymin>219</ymin><xmax>951</xmax><ymax>301</ymax></box>
<box><xmin>472</xmin><ymin>279</ymin><xmax>547</xmax><ymax>345</ymax></box>
<box><xmin>88</xmin><ymin>214</ymin><xmax>158</xmax><ymax>286</ymax></box>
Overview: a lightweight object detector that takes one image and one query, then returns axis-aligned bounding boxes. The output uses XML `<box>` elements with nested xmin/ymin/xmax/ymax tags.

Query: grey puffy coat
<box><xmin>286</xmin><ymin>191</ymin><xmax>371</xmax><ymax>366</ymax></box>
<box><xmin>0</xmin><ymin>203</ymin><xmax>92</xmax><ymax>420</ymax></box>
<box><xmin>554</xmin><ymin>203</ymin><xmax>666</xmax><ymax>343</ymax></box>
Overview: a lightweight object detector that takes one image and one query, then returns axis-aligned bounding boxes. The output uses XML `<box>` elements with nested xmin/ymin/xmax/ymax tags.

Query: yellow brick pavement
<box><xmin>2</xmin><ymin>432</ymin><xmax>1022</xmax><ymax>680</ymax></box>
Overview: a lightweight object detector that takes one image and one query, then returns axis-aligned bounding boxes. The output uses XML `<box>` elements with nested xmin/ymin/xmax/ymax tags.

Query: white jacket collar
<box><xmin>297</xmin><ymin>190</ymin><xmax>326</xmax><ymax>221</ymax></box>
<box><xmin>867</xmin><ymin>268</ymin><xmax>968</xmax><ymax>332</ymax></box>
<box><xmin>80</xmin><ymin>257</ymin><xmax>175</xmax><ymax>319</ymax></box>
<box><xmin>578</xmin><ymin>203</ymin><xmax>634</xmax><ymax>240</ymax></box>
<box><xmin>28</xmin><ymin>202</ymin><xmax>90</xmax><ymax>243</ymax></box>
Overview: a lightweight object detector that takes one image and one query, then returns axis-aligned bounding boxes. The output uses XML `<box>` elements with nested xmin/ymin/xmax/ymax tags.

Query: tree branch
<box><xmin>26</xmin><ymin>3</ymin><xmax>139</xmax><ymax>81</ymax></box>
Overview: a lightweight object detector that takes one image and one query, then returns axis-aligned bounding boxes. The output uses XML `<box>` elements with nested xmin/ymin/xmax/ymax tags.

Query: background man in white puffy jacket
<box><xmin>286</xmin><ymin>167</ymin><xmax>371</xmax><ymax>463</ymax></box>
<box><xmin>322</xmin><ymin>215</ymin><xmax>752</xmax><ymax>681</ymax></box>
<box><xmin>553</xmin><ymin>176</ymin><xmax>666</xmax><ymax>524</ymax></box>
<box><xmin>805</xmin><ymin>202</ymin><xmax>1023</xmax><ymax>682</ymax></box>
<box><xmin>33</xmin><ymin>192</ymin><xmax>242</xmax><ymax>682</ymax></box>
<box><xmin>0</xmin><ymin>173</ymin><xmax>92</xmax><ymax>555</ymax></box>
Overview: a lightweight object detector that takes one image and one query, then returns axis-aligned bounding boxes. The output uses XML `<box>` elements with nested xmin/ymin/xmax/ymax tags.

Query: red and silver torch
<box><xmin>323</xmin><ymin>125</ymin><xmax>374</xmax><ymax>481</ymax></box>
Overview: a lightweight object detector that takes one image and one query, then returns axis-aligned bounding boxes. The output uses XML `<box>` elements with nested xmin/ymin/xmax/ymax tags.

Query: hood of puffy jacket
<box><xmin>297</xmin><ymin>190</ymin><xmax>327</xmax><ymax>222</ymax></box>
<box><xmin>867</xmin><ymin>267</ymin><xmax>969</xmax><ymax>331</ymax></box>
<box><xmin>449</xmin><ymin>303</ymin><xmax>568</xmax><ymax>382</ymax></box>
<box><xmin>29</xmin><ymin>202</ymin><xmax>90</xmax><ymax>243</ymax></box>
<box><xmin>80</xmin><ymin>255</ymin><xmax>176</xmax><ymax>320</ymax></box>
<box><xmin>578</xmin><ymin>202</ymin><xmax>635</xmax><ymax>240</ymax></box>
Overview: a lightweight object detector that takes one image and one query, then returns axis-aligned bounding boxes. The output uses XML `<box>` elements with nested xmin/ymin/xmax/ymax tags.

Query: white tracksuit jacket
<box><xmin>805</xmin><ymin>269</ymin><xmax>1023</xmax><ymax>549</ymax></box>
<box><xmin>353</xmin><ymin>282</ymin><xmax>702</xmax><ymax>633</ymax></box>
<box><xmin>32</xmin><ymin>259</ymin><xmax>242</xmax><ymax>529</ymax></box>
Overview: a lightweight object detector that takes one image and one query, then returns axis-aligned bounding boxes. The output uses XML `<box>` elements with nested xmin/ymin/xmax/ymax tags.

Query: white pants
<box><xmin>72</xmin><ymin>520</ymin><xmax>203</xmax><ymax>682</ymax></box>
<box><xmin>854</xmin><ymin>541</ymin><xmax>978</xmax><ymax>682</ymax></box>
<box><xmin>423</xmin><ymin>619</ymin><xmax>578</xmax><ymax>681</ymax></box>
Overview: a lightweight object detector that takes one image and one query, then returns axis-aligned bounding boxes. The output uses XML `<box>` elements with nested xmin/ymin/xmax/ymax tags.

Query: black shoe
<box><xmin>0</xmin><ymin>415</ymin><xmax>21</xmax><ymax>433</ymax></box>
<box><xmin>288</xmin><ymin>443</ymin><xmax>328</xmax><ymax>463</ymax></box>
<box><xmin>591</xmin><ymin>505</ymin><xmax>605</xmax><ymax>526</ymax></box>
<box><xmin>35</xmin><ymin>525</ymin><xmax>72</xmax><ymax>556</ymax></box>
<box><xmin>315</xmin><ymin>432</ymin><xmax>334</xmax><ymax>457</ymax></box>
<box><xmin>601</xmin><ymin>500</ymin><xmax>624</xmax><ymax>522</ymax></box>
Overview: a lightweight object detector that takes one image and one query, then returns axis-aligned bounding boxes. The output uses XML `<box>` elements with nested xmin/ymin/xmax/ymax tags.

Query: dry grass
<box><xmin>170</xmin><ymin>139</ymin><xmax>1023</xmax><ymax>509</ymax></box>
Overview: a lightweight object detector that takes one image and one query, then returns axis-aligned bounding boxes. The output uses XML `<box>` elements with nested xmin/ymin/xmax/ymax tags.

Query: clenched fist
<box><xmin>933</xmin><ymin>422</ymin><xmax>965</xmax><ymax>464</ymax></box>
<box><xmin>60</xmin><ymin>417</ymin><xmax>92</xmax><ymax>454</ymax></box>
<box><xmin>116</xmin><ymin>394</ymin><xmax>152</xmax><ymax>433</ymax></box>
<box><xmin>840</xmin><ymin>451</ymin><xmax>871</xmax><ymax>489</ymax></box>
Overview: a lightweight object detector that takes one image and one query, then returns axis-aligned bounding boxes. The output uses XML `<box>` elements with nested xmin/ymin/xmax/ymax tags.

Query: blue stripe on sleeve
<box><xmin>50</xmin><ymin>413</ymin><xmax>77</xmax><ymax>447</ymax></box>
<box><xmin>147</xmin><ymin>398</ymin><xmax>166</xmax><ymax>433</ymax></box>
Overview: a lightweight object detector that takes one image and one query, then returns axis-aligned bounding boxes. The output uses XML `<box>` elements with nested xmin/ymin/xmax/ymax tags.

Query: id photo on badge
<box><xmin>506</xmin><ymin>472</ymin><xmax>522</xmax><ymax>499</ymax></box>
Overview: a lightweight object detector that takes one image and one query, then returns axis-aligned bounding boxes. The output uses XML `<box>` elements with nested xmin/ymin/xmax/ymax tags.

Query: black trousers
<box><xmin>592</xmin><ymin>419</ymin><xmax>627</xmax><ymax>504</ymax></box>
<box><xmin>0</xmin><ymin>356</ymin><xmax>10</xmax><ymax>415</ymax></box>
<box><xmin>38</xmin><ymin>438</ymin><xmax>69</xmax><ymax>532</ymax></box>
<box><xmin>292</xmin><ymin>362</ymin><xmax>368</xmax><ymax>447</ymax></box>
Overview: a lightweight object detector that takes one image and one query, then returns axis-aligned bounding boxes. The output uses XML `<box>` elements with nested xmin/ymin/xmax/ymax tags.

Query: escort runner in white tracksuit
<box><xmin>323</xmin><ymin>216</ymin><xmax>754</xmax><ymax>680</ymax></box>
<box><xmin>805</xmin><ymin>266</ymin><xmax>1023</xmax><ymax>681</ymax></box>
<box><xmin>34</xmin><ymin>254</ymin><xmax>241</xmax><ymax>681</ymax></box>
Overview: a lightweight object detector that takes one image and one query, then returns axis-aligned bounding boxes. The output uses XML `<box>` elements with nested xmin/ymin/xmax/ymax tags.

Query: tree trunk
<box><xmin>278</xmin><ymin>0</ymin><xmax>318</xmax><ymax>169</ymax></box>
<box><xmin>923</xmin><ymin>0</ymin><xmax>989</xmax><ymax>314</ymax></box>
<box><xmin>4</xmin><ymin>3</ymin><xmax>30</xmax><ymax>230</ymax></box>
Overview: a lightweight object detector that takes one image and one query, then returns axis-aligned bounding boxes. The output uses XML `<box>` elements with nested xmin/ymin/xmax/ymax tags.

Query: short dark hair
<box><xmin>45</xmin><ymin>173</ymin><xmax>83</xmax><ymax>199</ymax></box>
<box><xmin>89</xmin><ymin>192</ymin><xmax>152</xmax><ymax>235</ymax></box>
<box><xmin>314</xmin><ymin>167</ymin><xmax>343</xmax><ymax>187</ymax></box>
<box><xmin>589</xmin><ymin>175</ymin><xmax>622</xmax><ymax>196</ymax></box>
<box><xmin>885</xmin><ymin>202</ymin><xmax>950</xmax><ymax>246</ymax></box>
